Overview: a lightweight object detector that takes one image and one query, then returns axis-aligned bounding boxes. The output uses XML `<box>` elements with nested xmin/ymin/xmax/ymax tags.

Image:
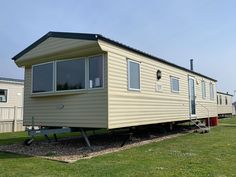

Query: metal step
<box><xmin>197</xmin><ymin>123</ymin><xmax>207</xmax><ymax>127</ymax></box>
<box><xmin>190</xmin><ymin>118</ymin><xmax>210</xmax><ymax>134</ymax></box>
<box><xmin>195</xmin><ymin>127</ymin><xmax>210</xmax><ymax>134</ymax></box>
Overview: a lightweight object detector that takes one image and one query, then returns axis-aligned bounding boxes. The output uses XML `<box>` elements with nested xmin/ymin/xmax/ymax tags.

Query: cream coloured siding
<box><xmin>0</xmin><ymin>82</ymin><xmax>24</xmax><ymax>107</ymax></box>
<box><xmin>23</xmin><ymin>56</ymin><xmax>108</xmax><ymax>128</ymax></box>
<box><xmin>17</xmin><ymin>38</ymin><xmax>96</xmax><ymax>62</ymax></box>
<box><xmin>99</xmin><ymin>41</ymin><xmax>217</xmax><ymax>129</ymax></box>
<box><xmin>217</xmin><ymin>92</ymin><xmax>233</xmax><ymax>115</ymax></box>
<box><xmin>15</xmin><ymin>38</ymin><xmax>101</xmax><ymax>67</ymax></box>
<box><xmin>0</xmin><ymin>81</ymin><xmax>24</xmax><ymax>132</ymax></box>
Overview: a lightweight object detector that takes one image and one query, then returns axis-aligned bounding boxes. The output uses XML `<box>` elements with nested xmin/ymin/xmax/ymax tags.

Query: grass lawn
<box><xmin>0</xmin><ymin>117</ymin><xmax>236</xmax><ymax>177</ymax></box>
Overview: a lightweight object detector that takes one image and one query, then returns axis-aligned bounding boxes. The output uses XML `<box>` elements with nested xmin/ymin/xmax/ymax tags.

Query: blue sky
<box><xmin>0</xmin><ymin>0</ymin><xmax>235</xmax><ymax>95</ymax></box>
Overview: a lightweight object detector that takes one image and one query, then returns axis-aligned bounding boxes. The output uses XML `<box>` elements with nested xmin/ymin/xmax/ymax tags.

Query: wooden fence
<box><xmin>0</xmin><ymin>106</ymin><xmax>25</xmax><ymax>133</ymax></box>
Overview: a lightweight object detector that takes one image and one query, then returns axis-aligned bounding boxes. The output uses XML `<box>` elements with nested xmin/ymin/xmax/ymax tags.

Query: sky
<box><xmin>0</xmin><ymin>0</ymin><xmax>235</xmax><ymax>96</ymax></box>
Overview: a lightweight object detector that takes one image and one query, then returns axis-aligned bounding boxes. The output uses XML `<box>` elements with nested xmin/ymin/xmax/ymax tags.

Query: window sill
<box><xmin>171</xmin><ymin>91</ymin><xmax>180</xmax><ymax>94</ymax></box>
<box><xmin>31</xmin><ymin>90</ymin><xmax>88</xmax><ymax>98</ymax></box>
<box><xmin>128</xmin><ymin>88</ymin><xmax>141</xmax><ymax>92</ymax></box>
<box><xmin>31</xmin><ymin>87</ymin><xmax>105</xmax><ymax>98</ymax></box>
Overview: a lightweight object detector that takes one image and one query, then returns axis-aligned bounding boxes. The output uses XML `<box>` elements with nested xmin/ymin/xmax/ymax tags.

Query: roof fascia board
<box><xmin>12</xmin><ymin>31</ymin><xmax>216</xmax><ymax>82</ymax></box>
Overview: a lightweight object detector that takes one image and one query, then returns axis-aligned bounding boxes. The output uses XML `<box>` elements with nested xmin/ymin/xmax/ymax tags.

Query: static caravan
<box><xmin>233</xmin><ymin>102</ymin><xmax>236</xmax><ymax>115</ymax></box>
<box><xmin>13</xmin><ymin>32</ymin><xmax>218</xmax><ymax>131</ymax></box>
<box><xmin>217</xmin><ymin>92</ymin><xmax>233</xmax><ymax>117</ymax></box>
<box><xmin>0</xmin><ymin>77</ymin><xmax>24</xmax><ymax>132</ymax></box>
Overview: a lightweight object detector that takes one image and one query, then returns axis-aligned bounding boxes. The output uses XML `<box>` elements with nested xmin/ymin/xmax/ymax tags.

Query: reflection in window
<box><xmin>57</xmin><ymin>59</ymin><xmax>85</xmax><ymax>91</ymax></box>
<box><xmin>171</xmin><ymin>77</ymin><xmax>180</xmax><ymax>93</ymax></box>
<box><xmin>33</xmin><ymin>63</ymin><xmax>53</xmax><ymax>93</ymax></box>
<box><xmin>201</xmin><ymin>81</ymin><xmax>206</xmax><ymax>99</ymax></box>
<box><xmin>210</xmin><ymin>83</ymin><xmax>214</xmax><ymax>100</ymax></box>
<box><xmin>89</xmin><ymin>56</ymin><xmax>103</xmax><ymax>88</ymax></box>
<box><xmin>128</xmin><ymin>60</ymin><xmax>140</xmax><ymax>90</ymax></box>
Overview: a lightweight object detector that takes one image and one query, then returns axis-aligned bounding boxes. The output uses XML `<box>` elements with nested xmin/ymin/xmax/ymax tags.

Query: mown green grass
<box><xmin>0</xmin><ymin>117</ymin><xmax>236</xmax><ymax>177</ymax></box>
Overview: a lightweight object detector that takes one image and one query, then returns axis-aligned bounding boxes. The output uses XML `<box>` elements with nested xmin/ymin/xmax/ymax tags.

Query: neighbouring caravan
<box><xmin>233</xmin><ymin>102</ymin><xmax>236</xmax><ymax>115</ymax></box>
<box><xmin>13</xmin><ymin>32</ymin><xmax>218</xmax><ymax>130</ymax></box>
<box><xmin>217</xmin><ymin>92</ymin><xmax>233</xmax><ymax>117</ymax></box>
<box><xmin>0</xmin><ymin>77</ymin><xmax>24</xmax><ymax>132</ymax></box>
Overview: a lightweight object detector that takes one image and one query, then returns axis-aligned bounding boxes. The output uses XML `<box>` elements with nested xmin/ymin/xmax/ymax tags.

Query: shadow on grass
<box><xmin>0</xmin><ymin>151</ymin><xmax>31</xmax><ymax>159</ymax></box>
<box><xmin>0</xmin><ymin>137</ymin><xmax>28</xmax><ymax>145</ymax></box>
<box><xmin>220</xmin><ymin>125</ymin><xmax>236</xmax><ymax>128</ymax></box>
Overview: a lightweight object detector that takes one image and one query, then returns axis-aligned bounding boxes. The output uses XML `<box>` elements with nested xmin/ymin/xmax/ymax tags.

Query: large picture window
<box><xmin>89</xmin><ymin>56</ymin><xmax>103</xmax><ymax>88</ymax></box>
<box><xmin>56</xmin><ymin>59</ymin><xmax>85</xmax><ymax>91</ymax></box>
<box><xmin>0</xmin><ymin>89</ymin><xmax>7</xmax><ymax>102</ymax></box>
<box><xmin>32</xmin><ymin>55</ymin><xmax>104</xmax><ymax>94</ymax></box>
<box><xmin>32</xmin><ymin>63</ymin><xmax>53</xmax><ymax>93</ymax></box>
<box><xmin>171</xmin><ymin>77</ymin><xmax>180</xmax><ymax>93</ymax></box>
<box><xmin>128</xmin><ymin>60</ymin><xmax>140</xmax><ymax>90</ymax></box>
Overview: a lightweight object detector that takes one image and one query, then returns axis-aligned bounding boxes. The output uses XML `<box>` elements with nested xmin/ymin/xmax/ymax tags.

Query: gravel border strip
<box><xmin>0</xmin><ymin>130</ymin><xmax>193</xmax><ymax>163</ymax></box>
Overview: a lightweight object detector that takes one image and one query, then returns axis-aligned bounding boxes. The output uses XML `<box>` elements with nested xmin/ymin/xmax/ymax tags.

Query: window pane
<box><xmin>171</xmin><ymin>77</ymin><xmax>179</xmax><ymax>92</ymax></box>
<box><xmin>210</xmin><ymin>83</ymin><xmax>214</xmax><ymax>100</ymax></box>
<box><xmin>129</xmin><ymin>61</ymin><xmax>140</xmax><ymax>90</ymax></box>
<box><xmin>57</xmin><ymin>59</ymin><xmax>85</xmax><ymax>91</ymax></box>
<box><xmin>33</xmin><ymin>63</ymin><xmax>53</xmax><ymax>93</ymax></box>
<box><xmin>89</xmin><ymin>56</ymin><xmax>103</xmax><ymax>88</ymax></box>
<box><xmin>0</xmin><ymin>89</ymin><xmax>7</xmax><ymax>102</ymax></box>
<box><xmin>202</xmin><ymin>81</ymin><xmax>206</xmax><ymax>98</ymax></box>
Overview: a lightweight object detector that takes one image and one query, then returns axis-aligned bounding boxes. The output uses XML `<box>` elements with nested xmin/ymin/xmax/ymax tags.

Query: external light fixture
<box><xmin>156</xmin><ymin>70</ymin><xmax>162</xmax><ymax>80</ymax></box>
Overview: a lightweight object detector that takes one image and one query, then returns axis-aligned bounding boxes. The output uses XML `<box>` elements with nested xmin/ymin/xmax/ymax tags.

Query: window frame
<box><xmin>0</xmin><ymin>89</ymin><xmax>8</xmax><ymax>103</ymax></box>
<box><xmin>31</xmin><ymin>61</ymin><xmax>54</xmax><ymax>94</ymax></box>
<box><xmin>209</xmin><ymin>83</ymin><xmax>215</xmax><ymax>100</ymax></box>
<box><xmin>88</xmin><ymin>55</ymin><xmax>105</xmax><ymax>90</ymax></box>
<box><xmin>128</xmin><ymin>59</ymin><xmax>141</xmax><ymax>91</ymax></box>
<box><xmin>201</xmin><ymin>80</ymin><xmax>206</xmax><ymax>99</ymax></box>
<box><xmin>170</xmin><ymin>76</ymin><xmax>180</xmax><ymax>93</ymax></box>
<box><xmin>55</xmin><ymin>57</ymin><xmax>86</xmax><ymax>93</ymax></box>
<box><xmin>225</xmin><ymin>96</ymin><xmax>228</xmax><ymax>105</ymax></box>
<box><xmin>31</xmin><ymin>54</ymin><xmax>104</xmax><ymax>95</ymax></box>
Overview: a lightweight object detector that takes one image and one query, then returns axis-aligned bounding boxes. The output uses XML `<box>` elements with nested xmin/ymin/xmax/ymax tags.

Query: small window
<box><xmin>209</xmin><ymin>83</ymin><xmax>215</xmax><ymax>100</ymax></box>
<box><xmin>225</xmin><ymin>96</ymin><xmax>228</xmax><ymax>105</ymax></box>
<box><xmin>89</xmin><ymin>55</ymin><xmax>103</xmax><ymax>88</ymax></box>
<box><xmin>56</xmin><ymin>59</ymin><xmax>85</xmax><ymax>91</ymax></box>
<box><xmin>32</xmin><ymin>63</ymin><xmax>53</xmax><ymax>93</ymax></box>
<box><xmin>128</xmin><ymin>60</ymin><xmax>140</xmax><ymax>90</ymax></box>
<box><xmin>217</xmin><ymin>95</ymin><xmax>219</xmax><ymax>104</ymax></box>
<box><xmin>0</xmin><ymin>89</ymin><xmax>7</xmax><ymax>102</ymax></box>
<box><xmin>201</xmin><ymin>81</ymin><xmax>206</xmax><ymax>99</ymax></box>
<box><xmin>220</xmin><ymin>95</ymin><xmax>222</xmax><ymax>104</ymax></box>
<box><xmin>171</xmin><ymin>77</ymin><xmax>180</xmax><ymax>93</ymax></box>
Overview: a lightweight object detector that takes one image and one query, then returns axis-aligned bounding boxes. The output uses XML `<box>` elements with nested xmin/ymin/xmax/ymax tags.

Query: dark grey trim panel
<box><xmin>217</xmin><ymin>91</ymin><xmax>233</xmax><ymax>97</ymax></box>
<box><xmin>0</xmin><ymin>77</ymin><xmax>24</xmax><ymax>83</ymax></box>
<box><xmin>12</xmin><ymin>31</ymin><xmax>217</xmax><ymax>82</ymax></box>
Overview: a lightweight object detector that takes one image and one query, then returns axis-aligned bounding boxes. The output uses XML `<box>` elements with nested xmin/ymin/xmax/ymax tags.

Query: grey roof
<box><xmin>217</xmin><ymin>91</ymin><xmax>233</xmax><ymax>97</ymax></box>
<box><xmin>12</xmin><ymin>31</ymin><xmax>217</xmax><ymax>82</ymax></box>
<box><xmin>0</xmin><ymin>77</ymin><xmax>24</xmax><ymax>83</ymax></box>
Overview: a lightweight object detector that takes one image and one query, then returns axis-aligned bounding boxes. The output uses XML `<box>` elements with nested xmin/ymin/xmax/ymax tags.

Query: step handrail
<box><xmin>196</xmin><ymin>101</ymin><xmax>210</xmax><ymax>131</ymax></box>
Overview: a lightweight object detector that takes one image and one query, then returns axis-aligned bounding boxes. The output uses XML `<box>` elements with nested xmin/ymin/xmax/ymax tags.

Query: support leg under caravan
<box><xmin>24</xmin><ymin>118</ymin><xmax>92</xmax><ymax>149</ymax></box>
<box><xmin>24</xmin><ymin>127</ymin><xmax>92</xmax><ymax>149</ymax></box>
